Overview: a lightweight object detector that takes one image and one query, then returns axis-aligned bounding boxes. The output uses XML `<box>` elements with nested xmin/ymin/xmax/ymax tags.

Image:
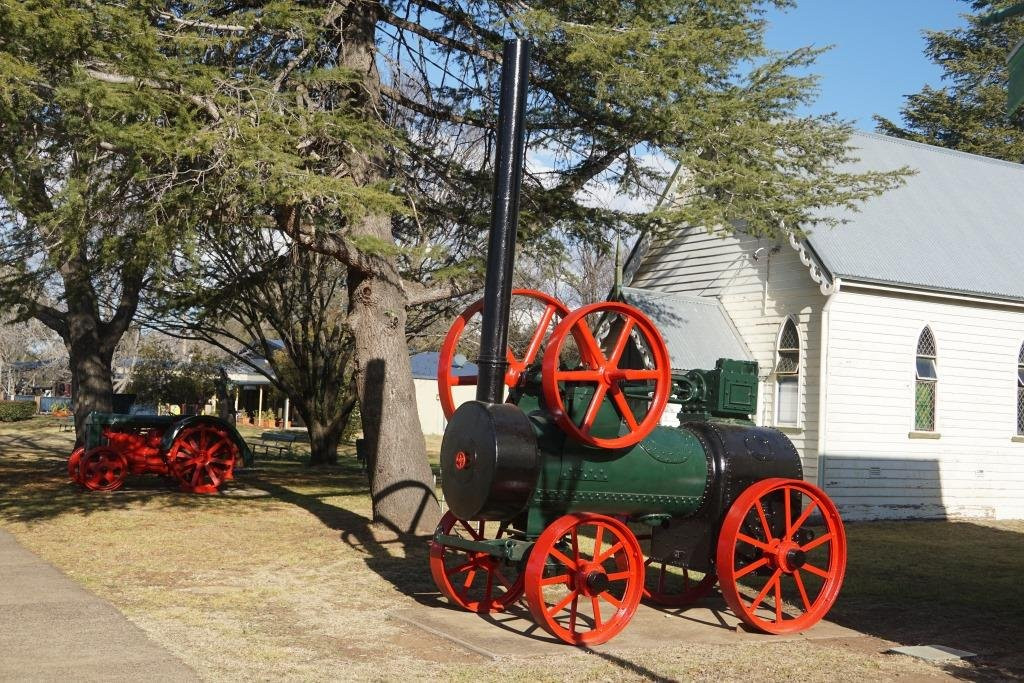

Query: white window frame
<box><xmin>773</xmin><ymin>316</ymin><xmax>801</xmax><ymax>428</ymax></box>
<box><xmin>912</xmin><ymin>325</ymin><xmax>938</xmax><ymax>434</ymax></box>
<box><xmin>1016</xmin><ymin>342</ymin><xmax>1024</xmax><ymax>436</ymax></box>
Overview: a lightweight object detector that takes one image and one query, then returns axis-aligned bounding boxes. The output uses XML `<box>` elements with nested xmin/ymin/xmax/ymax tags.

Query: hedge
<box><xmin>0</xmin><ymin>400</ymin><xmax>37</xmax><ymax>422</ymax></box>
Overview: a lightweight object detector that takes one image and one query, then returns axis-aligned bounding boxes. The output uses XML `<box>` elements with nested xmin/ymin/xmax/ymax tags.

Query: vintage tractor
<box><xmin>427</xmin><ymin>40</ymin><xmax>847</xmax><ymax>646</ymax></box>
<box><xmin>67</xmin><ymin>413</ymin><xmax>251</xmax><ymax>494</ymax></box>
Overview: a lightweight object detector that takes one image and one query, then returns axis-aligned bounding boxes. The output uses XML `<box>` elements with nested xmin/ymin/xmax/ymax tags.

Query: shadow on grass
<box><xmin>244</xmin><ymin>475</ymin><xmax>439</xmax><ymax>598</ymax></box>
<box><xmin>828</xmin><ymin>520</ymin><xmax>1024</xmax><ymax>682</ymax></box>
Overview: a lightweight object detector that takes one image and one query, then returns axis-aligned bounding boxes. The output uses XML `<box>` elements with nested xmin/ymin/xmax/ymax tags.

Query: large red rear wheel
<box><xmin>524</xmin><ymin>513</ymin><xmax>644</xmax><ymax>645</ymax></box>
<box><xmin>541</xmin><ymin>302</ymin><xmax>671</xmax><ymax>449</ymax></box>
<box><xmin>717</xmin><ymin>478</ymin><xmax>847</xmax><ymax>634</ymax></box>
<box><xmin>429</xmin><ymin>511</ymin><xmax>524</xmax><ymax>613</ymax></box>
<box><xmin>166</xmin><ymin>424</ymin><xmax>238</xmax><ymax>494</ymax></box>
<box><xmin>78</xmin><ymin>446</ymin><xmax>127</xmax><ymax>492</ymax></box>
<box><xmin>437</xmin><ymin>290</ymin><xmax>586</xmax><ymax>418</ymax></box>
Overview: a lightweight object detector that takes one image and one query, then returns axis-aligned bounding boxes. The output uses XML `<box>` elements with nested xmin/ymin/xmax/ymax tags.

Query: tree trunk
<box><xmin>340</xmin><ymin>4</ymin><xmax>441</xmax><ymax>535</ymax></box>
<box><xmin>304</xmin><ymin>406</ymin><xmax>343</xmax><ymax>466</ymax></box>
<box><xmin>67</xmin><ymin>329</ymin><xmax>114</xmax><ymax>444</ymax></box>
<box><xmin>348</xmin><ymin>265</ymin><xmax>440</xmax><ymax>534</ymax></box>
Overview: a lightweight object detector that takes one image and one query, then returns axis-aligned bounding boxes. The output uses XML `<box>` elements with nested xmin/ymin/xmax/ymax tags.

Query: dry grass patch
<box><xmin>0</xmin><ymin>420</ymin><xmax>998</xmax><ymax>681</ymax></box>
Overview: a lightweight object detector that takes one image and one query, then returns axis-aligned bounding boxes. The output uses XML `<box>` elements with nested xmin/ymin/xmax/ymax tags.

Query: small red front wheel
<box><xmin>717</xmin><ymin>478</ymin><xmax>847</xmax><ymax>634</ymax></box>
<box><xmin>429</xmin><ymin>512</ymin><xmax>524</xmax><ymax>613</ymax></box>
<box><xmin>524</xmin><ymin>513</ymin><xmax>645</xmax><ymax>645</ymax></box>
<box><xmin>78</xmin><ymin>446</ymin><xmax>127</xmax><ymax>492</ymax></box>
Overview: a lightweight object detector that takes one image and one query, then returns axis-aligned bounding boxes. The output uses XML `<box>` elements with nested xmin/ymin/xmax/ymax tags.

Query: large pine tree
<box><xmin>0</xmin><ymin>3</ymin><xmax>205</xmax><ymax>438</ymax></box>
<box><xmin>876</xmin><ymin>0</ymin><xmax>1024</xmax><ymax>161</ymax></box>
<box><xmin>2</xmin><ymin>1</ymin><xmax>905</xmax><ymax>533</ymax></box>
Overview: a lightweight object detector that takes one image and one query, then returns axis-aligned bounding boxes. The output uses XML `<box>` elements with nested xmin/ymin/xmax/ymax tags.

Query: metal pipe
<box><xmin>477</xmin><ymin>38</ymin><xmax>530</xmax><ymax>404</ymax></box>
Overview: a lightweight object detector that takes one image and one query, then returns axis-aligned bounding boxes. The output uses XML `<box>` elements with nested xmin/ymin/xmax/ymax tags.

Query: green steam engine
<box><xmin>427</xmin><ymin>40</ymin><xmax>847</xmax><ymax>646</ymax></box>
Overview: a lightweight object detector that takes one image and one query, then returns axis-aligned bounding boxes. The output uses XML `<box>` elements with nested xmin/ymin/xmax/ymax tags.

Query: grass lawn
<box><xmin>0</xmin><ymin>417</ymin><xmax>1019</xmax><ymax>681</ymax></box>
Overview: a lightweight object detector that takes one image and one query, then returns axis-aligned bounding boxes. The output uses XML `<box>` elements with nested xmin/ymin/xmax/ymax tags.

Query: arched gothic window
<box><xmin>915</xmin><ymin>327</ymin><xmax>937</xmax><ymax>431</ymax></box>
<box><xmin>775</xmin><ymin>318</ymin><xmax>800</xmax><ymax>425</ymax></box>
<box><xmin>1017</xmin><ymin>343</ymin><xmax>1024</xmax><ymax>435</ymax></box>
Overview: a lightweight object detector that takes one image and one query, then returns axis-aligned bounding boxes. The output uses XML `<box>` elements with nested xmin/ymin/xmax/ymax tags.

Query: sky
<box><xmin>763</xmin><ymin>0</ymin><xmax>970</xmax><ymax>129</ymax></box>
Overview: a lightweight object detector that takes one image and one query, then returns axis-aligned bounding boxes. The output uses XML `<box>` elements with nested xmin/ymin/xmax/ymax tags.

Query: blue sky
<box><xmin>764</xmin><ymin>0</ymin><xmax>970</xmax><ymax>130</ymax></box>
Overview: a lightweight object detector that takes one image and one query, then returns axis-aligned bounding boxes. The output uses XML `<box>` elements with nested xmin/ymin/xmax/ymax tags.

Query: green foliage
<box><xmin>877</xmin><ymin>0</ymin><xmax>1024</xmax><ymax>161</ymax></box>
<box><xmin>129</xmin><ymin>341</ymin><xmax>219</xmax><ymax>409</ymax></box>
<box><xmin>0</xmin><ymin>400</ymin><xmax>36</xmax><ymax>422</ymax></box>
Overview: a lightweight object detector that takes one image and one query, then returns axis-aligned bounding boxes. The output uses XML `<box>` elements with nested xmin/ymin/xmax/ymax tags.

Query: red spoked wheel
<box><xmin>541</xmin><ymin>301</ymin><xmax>671</xmax><ymax>449</ymax></box>
<box><xmin>77</xmin><ymin>446</ymin><xmax>128</xmax><ymax>492</ymax></box>
<box><xmin>67</xmin><ymin>446</ymin><xmax>85</xmax><ymax>484</ymax></box>
<box><xmin>524</xmin><ymin>513</ymin><xmax>645</xmax><ymax>645</ymax></box>
<box><xmin>717</xmin><ymin>478</ymin><xmax>847</xmax><ymax>634</ymax></box>
<box><xmin>437</xmin><ymin>289</ymin><xmax>586</xmax><ymax>418</ymax></box>
<box><xmin>166</xmin><ymin>424</ymin><xmax>239</xmax><ymax>494</ymax></box>
<box><xmin>429</xmin><ymin>511</ymin><xmax>525</xmax><ymax>613</ymax></box>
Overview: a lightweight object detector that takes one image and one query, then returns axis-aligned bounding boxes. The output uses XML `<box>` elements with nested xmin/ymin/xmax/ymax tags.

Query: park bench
<box><xmin>249</xmin><ymin>430</ymin><xmax>307</xmax><ymax>459</ymax></box>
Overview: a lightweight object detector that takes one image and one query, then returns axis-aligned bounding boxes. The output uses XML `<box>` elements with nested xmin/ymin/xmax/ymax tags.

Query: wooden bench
<box><xmin>58</xmin><ymin>417</ymin><xmax>74</xmax><ymax>433</ymax></box>
<box><xmin>250</xmin><ymin>441</ymin><xmax>294</xmax><ymax>459</ymax></box>
<box><xmin>252</xmin><ymin>430</ymin><xmax>309</xmax><ymax>459</ymax></box>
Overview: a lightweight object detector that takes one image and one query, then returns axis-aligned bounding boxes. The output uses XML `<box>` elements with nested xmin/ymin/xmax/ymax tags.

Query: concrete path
<box><xmin>390</xmin><ymin>594</ymin><xmax>864</xmax><ymax>660</ymax></box>
<box><xmin>0</xmin><ymin>529</ymin><xmax>198</xmax><ymax>682</ymax></box>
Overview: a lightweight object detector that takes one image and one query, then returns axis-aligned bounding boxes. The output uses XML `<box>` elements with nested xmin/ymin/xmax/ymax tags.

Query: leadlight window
<box><xmin>914</xmin><ymin>327</ymin><xmax>937</xmax><ymax>431</ymax></box>
<box><xmin>1017</xmin><ymin>343</ymin><xmax>1024</xmax><ymax>435</ymax></box>
<box><xmin>775</xmin><ymin>318</ymin><xmax>800</xmax><ymax>425</ymax></box>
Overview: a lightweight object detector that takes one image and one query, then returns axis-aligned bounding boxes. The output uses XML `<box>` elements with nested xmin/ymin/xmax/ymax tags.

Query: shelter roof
<box><xmin>620</xmin><ymin>287</ymin><xmax>752</xmax><ymax>371</ymax></box>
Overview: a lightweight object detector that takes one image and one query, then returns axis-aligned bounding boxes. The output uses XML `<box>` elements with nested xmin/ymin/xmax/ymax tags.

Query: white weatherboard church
<box><xmin>626</xmin><ymin>131</ymin><xmax>1024</xmax><ymax>521</ymax></box>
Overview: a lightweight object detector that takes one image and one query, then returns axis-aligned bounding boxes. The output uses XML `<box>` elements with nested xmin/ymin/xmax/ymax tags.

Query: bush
<box><xmin>0</xmin><ymin>400</ymin><xmax>37</xmax><ymax>422</ymax></box>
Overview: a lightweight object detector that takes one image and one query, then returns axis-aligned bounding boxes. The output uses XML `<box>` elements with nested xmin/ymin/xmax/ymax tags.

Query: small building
<box><xmin>411</xmin><ymin>351</ymin><xmax>478</xmax><ymax>436</ymax></box>
<box><xmin>627</xmin><ymin>131</ymin><xmax>1024</xmax><ymax>520</ymax></box>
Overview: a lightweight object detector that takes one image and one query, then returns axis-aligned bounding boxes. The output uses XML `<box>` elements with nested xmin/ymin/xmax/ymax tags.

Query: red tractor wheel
<box><xmin>67</xmin><ymin>446</ymin><xmax>85</xmax><ymax>484</ymax></box>
<box><xmin>437</xmin><ymin>290</ymin><xmax>589</xmax><ymax>418</ymax></box>
<box><xmin>717</xmin><ymin>478</ymin><xmax>847</xmax><ymax>634</ymax></box>
<box><xmin>77</xmin><ymin>447</ymin><xmax>128</xmax><ymax>492</ymax></box>
<box><xmin>166</xmin><ymin>424</ymin><xmax>239</xmax><ymax>494</ymax></box>
<box><xmin>541</xmin><ymin>301</ymin><xmax>671</xmax><ymax>449</ymax></box>
<box><xmin>429</xmin><ymin>511</ymin><xmax>525</xmax><ymax>613</ymax></box>
<box><xmin>524</xmin><ymin>513</ymin><xmax>645</xmax><ymax>646</ymax></box>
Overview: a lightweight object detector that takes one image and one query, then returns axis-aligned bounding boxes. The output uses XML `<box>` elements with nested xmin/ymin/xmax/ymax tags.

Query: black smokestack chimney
<box><xmin>476</xmin><ymin>39</ymin><xmax>530</xmax><ymax>403</ymax></box>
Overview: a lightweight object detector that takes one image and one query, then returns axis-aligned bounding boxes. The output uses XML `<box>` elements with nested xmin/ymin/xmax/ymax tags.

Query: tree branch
<box><xmin>407</xmin><ymin>0</ymin><xmax>505</xmax><ymax>46</ymax></box>
<box><xmin>99</xmin><ymin>266</ymin><xmax>147</xmax><ymax>357</ymax></box>
<box><xmin>84</xmin><ymin>68</ymin><xmax>222</xmax><ymax>121</ymax></box>
<box><xmin>272</xmin><ymin>2</ymin><xmax>345</xmax><ymax>92</ymax></box>
<box><xmin>155</xmin><ymin>10</ymin><xmax>248</xmax><ymax>33</ymax></box>
<box><xmin>378</xmin><ymin>7</ymin><xmax>501</xmax><ymax>62</ymax></box>
<box><xmin>27</xmin><ymin>302</ymin><xmax>68</xmax><ymax>340</ymax></box>
<box><xmin>404</xmin><ymin>279</ymin><xmax>481</xmax><ymax>307</ymax></box>
<box><xmin>380</xmin><ymin>85</ymin><xmax>485</xmax><ymax>127</ymax></box>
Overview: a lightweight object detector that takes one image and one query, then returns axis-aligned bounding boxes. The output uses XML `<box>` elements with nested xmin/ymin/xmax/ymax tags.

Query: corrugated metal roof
<box><xmin>410</xmin><ymin>351</ymin><xmax>478</xmax><ymax>380</ymax></box>
<box><xmin>806</xmin><ymin>131</ymin><xmax>1024</xmax><ymax>301</ymax></box>
<box><xmin>620</xmin><ymin>287</ymin><xmax>752</xmax><ymax>371</ymax></box>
